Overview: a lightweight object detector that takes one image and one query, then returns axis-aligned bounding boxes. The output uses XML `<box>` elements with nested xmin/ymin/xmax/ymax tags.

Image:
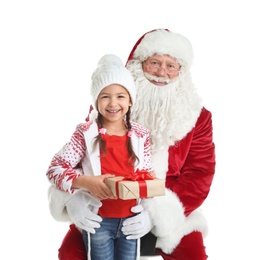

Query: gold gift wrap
<box><xmin>105</xmin><ymin>176</ymin><xmax>165</xmax><ymax>200</ymax></box>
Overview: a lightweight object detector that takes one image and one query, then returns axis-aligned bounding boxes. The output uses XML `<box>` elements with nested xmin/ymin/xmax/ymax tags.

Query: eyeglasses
<box><xmin>143</xmin><ymin>60</ymin><xmax>181</xmax><ymax>75</ymax></box>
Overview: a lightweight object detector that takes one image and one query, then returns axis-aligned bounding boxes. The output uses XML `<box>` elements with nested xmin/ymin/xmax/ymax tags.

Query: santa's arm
<box><xmin>141</xmin><ymin>108</ymin><xmax>215</xmax><ymax>253</ymax></box>
<box><xmin>48</xmin><ymin>185</ymin><xmax>72</xmax><ymax>221</ymax></box>
<box><xmin>47</xmin><ymin>167</ymin><xmax>85</xmax><ymax>221</ymax></box>
<box><xmin>141</xmin><ymin>188</ymin><xmax>208</xmax><ymax>254</ymax></box>
<box><xmin>166</xmin><ymin>107</ymin><xmax>216</xmax><ymax>216</ymax></box>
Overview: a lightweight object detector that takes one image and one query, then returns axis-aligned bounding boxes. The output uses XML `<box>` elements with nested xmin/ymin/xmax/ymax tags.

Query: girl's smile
<box><xmin>97</xmin><ymin>84</ymin><xmax>132</xmax><ymax>130</ymax></box>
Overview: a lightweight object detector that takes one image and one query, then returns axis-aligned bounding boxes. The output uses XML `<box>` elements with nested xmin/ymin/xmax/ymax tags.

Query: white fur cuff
<box><xmin>141</xmin><ymin>188</ymin><xmax>208</xmax><ymax>254</ymax></box>
<box><xmin>48</xmin><ymin>185</ymin><xmax>71</xmax><ymax>222</ymax></box>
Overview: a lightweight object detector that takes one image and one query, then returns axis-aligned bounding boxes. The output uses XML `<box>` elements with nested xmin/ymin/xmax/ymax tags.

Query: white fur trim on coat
<box><xmin>141</xmin><ymin>188</ymin><xmax>208</xmax><ymax>254</ymax></box>
<box><xmin>48</xmin><ymin>185</ymin><xmax>71</xmax><ymax>222</ymax></box>
<box><xmin>151</xmin><ymin>149</ymin><xmax>169</xmax><ymax>180</ymax></box>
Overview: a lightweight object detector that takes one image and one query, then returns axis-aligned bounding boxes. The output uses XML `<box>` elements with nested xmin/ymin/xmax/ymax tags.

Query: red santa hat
<box><xmin>126</xmin><ymin>29</ymin><xmax>194</xmax><ymax>68</ymax></box>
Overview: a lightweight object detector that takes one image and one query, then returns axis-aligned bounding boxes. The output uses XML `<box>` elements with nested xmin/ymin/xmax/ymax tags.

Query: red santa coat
<box><xmin>141</xmin><ymin>107</ymin><xmax>215</xmax><ymax>254</ymax></box>
<box><xmin>125</xmin><ymin>32</ymin><xmax>215</xmax><ymax>253</ymax></box>
<box><xmin>167</xmin><ymin>107</ymin><xmax>215</xmax><ymax>216</ymax></box>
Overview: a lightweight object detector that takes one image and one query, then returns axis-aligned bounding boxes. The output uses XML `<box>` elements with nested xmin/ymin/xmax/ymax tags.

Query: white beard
<box><xmin>127</xmin><ymin>60</ymin><xmax>203</xmax><ymax>153</ymax></box>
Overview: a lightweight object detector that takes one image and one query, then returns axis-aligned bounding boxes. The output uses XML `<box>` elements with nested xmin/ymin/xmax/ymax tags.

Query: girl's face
<box><xmin>97</xmin><ymin>84</ymin><xmax>132</xmax><ymax>125</ymax></box>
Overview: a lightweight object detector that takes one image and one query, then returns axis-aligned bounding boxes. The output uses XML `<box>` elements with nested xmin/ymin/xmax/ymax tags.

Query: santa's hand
<box><xmin>66</xmin><ymin>190</ymin><xmax>102</xmax><ymax>234</ymax></box>
<box><xmin>121</xmin><ymin>204</ymin><xmax>153</xmax><ymax>239</ymax></box>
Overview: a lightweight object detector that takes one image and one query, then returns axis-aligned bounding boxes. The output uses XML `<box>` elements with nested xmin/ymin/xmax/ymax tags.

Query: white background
<box><xmin>1</xmin><ymin>1</ymin><xmax>263</xmax><ymax>259</ymax></box>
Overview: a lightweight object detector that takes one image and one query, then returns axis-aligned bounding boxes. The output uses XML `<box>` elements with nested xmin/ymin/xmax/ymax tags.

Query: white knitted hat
<box><xmin>90</xmin><ymin>54</ymin><xmax>136</xmax><ymax>108</ymax></box>
<box><xmin>130</xmin><ymin>29</ymin><xmax>194</xmax><ymax>68</ymax></box>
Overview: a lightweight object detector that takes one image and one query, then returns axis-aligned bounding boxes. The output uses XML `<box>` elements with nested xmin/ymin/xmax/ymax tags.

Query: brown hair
<box><xmin>93</xmin><ymin>107</ymin><xmax>139</xmax><ymax>166</ymax></box>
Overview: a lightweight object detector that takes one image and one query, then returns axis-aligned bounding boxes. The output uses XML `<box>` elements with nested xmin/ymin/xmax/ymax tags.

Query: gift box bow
<box><xmin>115</xmin><ymin>170</ymin><xmax>155</xmax><ymax>198</ymax></box>
<box><xmin>123</xmin><ymin>169</ymin><xmax>154</xmax><ymax>181</ymax></box>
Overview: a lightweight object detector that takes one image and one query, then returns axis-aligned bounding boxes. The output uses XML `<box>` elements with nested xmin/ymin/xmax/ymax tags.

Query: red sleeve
<box><xmin>166</xmin><ymin>107</ymin><xmax>216</xmax><ymax>216</ymax></box>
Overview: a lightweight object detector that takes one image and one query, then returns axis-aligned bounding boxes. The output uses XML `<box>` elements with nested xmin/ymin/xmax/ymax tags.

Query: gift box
<box><xmin>105</xmin><ymin>170</ymin><xmax>165</xmax><ymax>200</ymax></box>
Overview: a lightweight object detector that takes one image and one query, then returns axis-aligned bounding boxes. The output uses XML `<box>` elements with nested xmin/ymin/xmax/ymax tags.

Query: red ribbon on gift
<box><xmin>123</xmin><ymin>169</ymin><xmax>154</xmax><ymax>181</ymax></box>
<box><xmin>116</xmin><ymin>170</ymin><xmax>153</xmax><ymax>198</ymax></box>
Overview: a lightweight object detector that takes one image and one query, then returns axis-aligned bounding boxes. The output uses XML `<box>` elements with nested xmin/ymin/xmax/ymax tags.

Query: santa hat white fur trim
<box><xmin>133</xmin><ymin>29</ymin><xmax>193</xmax><ymax>68</ymax></box>
<box><xmin>90</xmin><ymin>54</ymin><xmax>136</xmax><ymax>108</ymax></box>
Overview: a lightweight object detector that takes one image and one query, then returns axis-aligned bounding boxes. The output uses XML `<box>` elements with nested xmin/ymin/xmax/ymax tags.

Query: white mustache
<box><xmin>143</xmin><ymin>72</ymin><xmax>178</xmax><ymax>84</ymax></box>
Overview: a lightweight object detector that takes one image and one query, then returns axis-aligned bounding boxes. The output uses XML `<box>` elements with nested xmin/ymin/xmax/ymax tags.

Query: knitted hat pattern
<box><xmin>90</xmin><ymin>54</ymin><xmax>136</xmax><ymax>108</ymax></box>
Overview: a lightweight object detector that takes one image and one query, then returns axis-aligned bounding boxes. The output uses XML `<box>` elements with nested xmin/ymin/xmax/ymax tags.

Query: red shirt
<box><xmin>98</xmin><ymin>133</ymin><xmax>136</xmax><ymax>218</ymax></box>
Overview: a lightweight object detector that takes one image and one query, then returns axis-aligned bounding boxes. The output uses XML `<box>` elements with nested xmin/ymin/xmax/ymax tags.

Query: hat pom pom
<box><xmin>98</xmin><ymin>54</ymin><xmax>124</xmax><ymax>67</ymax></box>
<box><xmin>89</xmin><ymin>109</ymin><xmax>98</xmax><ymax>120</ymax></box>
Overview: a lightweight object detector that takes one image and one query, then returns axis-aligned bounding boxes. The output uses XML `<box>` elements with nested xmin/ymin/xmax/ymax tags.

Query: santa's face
<box><xmin>127</xmin><ymin>58</ymin><xmax>183</xmax><ymax>150</ymax></box>
<box><xmin>142</xmin><ymin>54</ymin><xmax>181</xmax><ymax>86</ymax></box>
<box><xmin>126</xmin><ymin>54</ymin><xmax>200</xmax><ymax>152</ymax></box>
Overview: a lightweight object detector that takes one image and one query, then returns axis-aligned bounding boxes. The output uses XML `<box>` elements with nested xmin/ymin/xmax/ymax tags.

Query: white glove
<box><xmin>121</xmin><ymin>204</ymin><xmax>153</xmax><ymax>239</ymax></box>
<box><xmin>66</xmin><ymin>190</ymin><xmax>102</xmax><ymax>234</ymax></box>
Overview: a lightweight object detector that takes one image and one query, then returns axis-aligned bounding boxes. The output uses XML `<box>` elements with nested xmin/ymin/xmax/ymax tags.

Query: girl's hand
<box><xmin>72</xmin><ymin>174</ymin><xmax>116</xmax><ymax>200</ymax></box>
<box><xmin>87</xmin><ymin>174</ymin><xmax>116</xmax><ymax>200</ymax></box>
<box><xmin>148</xmin><ymin>171</ymin><xmax>156</xmax><ymax>178</ymax></box>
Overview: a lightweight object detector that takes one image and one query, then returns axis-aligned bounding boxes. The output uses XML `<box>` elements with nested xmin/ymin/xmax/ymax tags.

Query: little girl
<box><xmin>46</xmin><ymin>54</ymin><xmax>153</xmax><ymax>260</ymax></box>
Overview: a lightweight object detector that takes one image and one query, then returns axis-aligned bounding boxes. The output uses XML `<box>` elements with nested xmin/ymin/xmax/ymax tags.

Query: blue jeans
<box><xmin>82</xmin><ymin>217</ymin><xmax>137</xmax><ymax>260</ymax></box>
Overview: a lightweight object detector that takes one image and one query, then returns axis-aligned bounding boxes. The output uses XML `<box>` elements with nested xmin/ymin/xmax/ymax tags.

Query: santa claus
<box><xmin>48</xmin><ymin>29</ymin><xmax>216</xmax><ymax>260</ymax></box>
